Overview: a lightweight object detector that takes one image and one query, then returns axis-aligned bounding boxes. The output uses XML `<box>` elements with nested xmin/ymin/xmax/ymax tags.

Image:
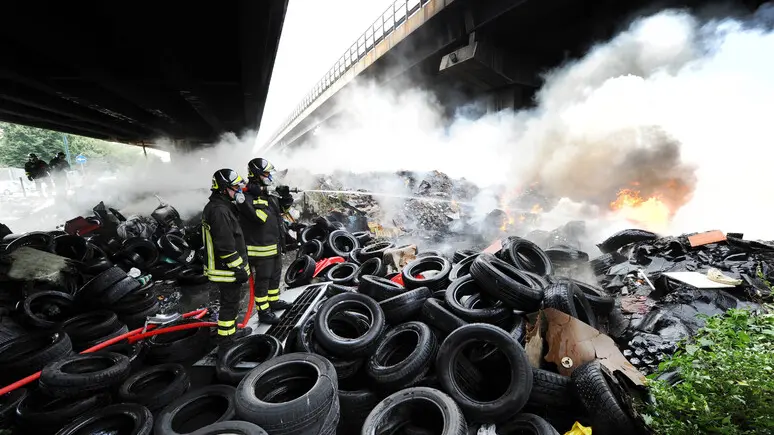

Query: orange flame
<box><xmin>610</xmin><ymin>188</ymin><xmax>671</xmax><ymax>229</ymax></box>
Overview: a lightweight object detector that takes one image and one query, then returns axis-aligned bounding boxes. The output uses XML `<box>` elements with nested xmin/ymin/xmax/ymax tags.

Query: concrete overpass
<box><xmin>0</xmin><ymin>1</ymin><xmax>288</xmax><ymax>149</ymax></box>
<box><xmin>266</xmin><ymin>0</ymin><xmax>766</xmax><ymax>152</ymax></box>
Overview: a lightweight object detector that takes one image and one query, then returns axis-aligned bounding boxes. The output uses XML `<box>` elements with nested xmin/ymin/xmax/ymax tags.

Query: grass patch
<box><xmin>642</xmin><ymin>308</ymin><xmax>774</xmax><ymax>434</ymax></box>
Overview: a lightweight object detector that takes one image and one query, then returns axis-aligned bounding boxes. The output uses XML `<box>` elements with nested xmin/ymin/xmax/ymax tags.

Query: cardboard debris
<box><xmin>524</xmin><ymin>316</ymin><xmax>543</xmax><ymax>368</ymax></box>
<box><xmin>688</xmin><ymin>230</ymin><xmax>726</xmax><ymax>248</ymax></box>
<box><xmin>383</xmin><ymin>244</ymin><xmax>417</xmax><ymax>272</ymax></box>
<box><xmin>543</xmin><ymin>308</ymin><xmax>646</xmax><ymax>386</ymax></box>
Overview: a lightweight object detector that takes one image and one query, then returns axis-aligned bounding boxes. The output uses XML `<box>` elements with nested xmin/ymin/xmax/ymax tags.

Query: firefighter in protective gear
<box><xmin>235</xmin><ymin>158</ymin><xmax>293</xmax><ymax>325</ymax></box>
<box><xmin>24</xmin><ymin>153</ymin><xmax>51</xmax><ymax>196</ymax></box>
<box><xmin>203</xmin><ymin>168</ymin><xmax>252</xmax><ymax>342</ymax></box>
<box><xmin>49</xmin><ymin>152</ymin><xmax>70</xmax><ymax>196</ymax></box>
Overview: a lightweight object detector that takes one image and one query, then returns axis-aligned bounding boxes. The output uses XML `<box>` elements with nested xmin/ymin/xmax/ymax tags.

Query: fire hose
<box><xmin>0</xmin><ymin>275</ymin><xmax>256</xmax><ymax>396</ymax></box>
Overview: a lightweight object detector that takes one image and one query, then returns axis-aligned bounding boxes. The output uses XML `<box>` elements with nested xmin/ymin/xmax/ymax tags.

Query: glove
<box><xmin>279</xmin><ymin>195</ymin><xmax>294</xmax><ymax>210</ymax></box>
<box><xmin>27</xmin><ymin>176</ymin><xmax>32</xmax><ymax>182</ymax></box>
<box><xmin>275</xmin><ymin>185</ymin><xmax>290</xmax><ymax>197</ymax></box>
<box><xmin>232</xmin><ymin>266</ymin><xmax>249</xmax><ymax>284</ymax></box>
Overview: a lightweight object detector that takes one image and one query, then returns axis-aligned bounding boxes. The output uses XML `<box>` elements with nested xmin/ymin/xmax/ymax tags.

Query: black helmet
<box><xmin>211</xmin><ymin>169</ymin><xmax>244</xmax><ymax>192</ymax></box>
<box><xmin>28</xmin><ymin>153</ymin><xmax>37</xmax><ymax>160</ymax></box>
<box><xmin>57</xmin><ymin>152</ymin><xmax>66</xmax><ymax>158</ymax></box>
<box><xmin>247</xmin><ymin>158</ymin><xmax>275</xmax><ymax>186</ymax></box>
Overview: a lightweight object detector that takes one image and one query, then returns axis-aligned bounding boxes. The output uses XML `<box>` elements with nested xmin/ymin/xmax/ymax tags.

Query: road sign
<box><xmin>75</xmin><ymin>155</ymin><xmax>87</xmax><ymax>165</ymax></box>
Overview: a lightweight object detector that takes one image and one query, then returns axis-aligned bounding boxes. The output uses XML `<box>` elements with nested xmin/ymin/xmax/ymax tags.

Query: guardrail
<box><xmin>268</xmin><ymin>0</ymin><xmax>432</xmax><ymax>144</ymax></box>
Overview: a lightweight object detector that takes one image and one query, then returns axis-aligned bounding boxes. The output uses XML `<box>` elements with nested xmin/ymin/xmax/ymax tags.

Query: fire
<box><xmin>610</xmin><ymin>188</ymin><xmax>671</xmax><ymax>228</ymax></box>
<box><xmin>531</xmin><ymin>204</ymin><xmax>544</xmax><ymax>214</ymax></box>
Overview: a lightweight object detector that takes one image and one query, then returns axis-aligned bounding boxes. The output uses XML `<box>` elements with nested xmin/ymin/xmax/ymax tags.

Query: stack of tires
<box><xmin>0</xmin><ymin>229</ymin><xmax>638</xmax><ymax>434</ymax></box>
<box><xmin>246</xmin><ymin>236</ymin><xmax>632</xmax><ymax>434</ymax></box>
<box><xmin>286</xmin><ymin>216</ymin><xmax>374</xmax><ymax>288</ymax></box>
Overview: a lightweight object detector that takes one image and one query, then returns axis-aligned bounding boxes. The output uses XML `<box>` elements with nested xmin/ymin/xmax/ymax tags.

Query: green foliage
<box><xmin>0</xmin><ymin>122</ymin><xmax>156</xmax><ymax>169</ymax></box>
<box><xmin>643</xmin><ymin>309</ymin><xmax>774</xmax><ymax>435</ymax></box>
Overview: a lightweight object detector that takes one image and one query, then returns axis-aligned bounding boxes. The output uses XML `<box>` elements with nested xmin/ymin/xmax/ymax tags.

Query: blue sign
<box><xmin>75</xmin><ymin>155</ymin><xmax>87</xmax><ymax>165</ymax></box>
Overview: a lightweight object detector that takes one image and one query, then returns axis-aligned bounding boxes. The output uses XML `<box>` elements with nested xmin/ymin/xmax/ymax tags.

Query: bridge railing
<box><xmin>268</xmin><ymin>0</ymin><xmax>431</xmax><ymax>144</ymax></box>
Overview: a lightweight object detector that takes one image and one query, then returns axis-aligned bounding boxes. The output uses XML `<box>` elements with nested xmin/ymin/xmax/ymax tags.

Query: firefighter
<box><xmin>49</xmin><ymin>152</ymin><xmax>71</xmax><ymax>196</ymax></box>
<box><xmin>24</xmin><ymin>153</ymin><xmax>51</xmax><ymax>196</ymax></box>
<box><xmin>203</xmin><ymin>168</ymin><xmax>252</xmax><ymax>342</ymax></box>
<box><xmin>236</xmin><ymin>158</ymin><xmax>293</xmax><ymax>325</ymax></box>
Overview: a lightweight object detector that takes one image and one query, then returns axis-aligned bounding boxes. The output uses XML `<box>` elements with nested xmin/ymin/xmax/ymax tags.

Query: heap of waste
<box><xmin>0</xmin><ymin>191</ymin><xmax>772</xmax><ymax>434</ymax></box>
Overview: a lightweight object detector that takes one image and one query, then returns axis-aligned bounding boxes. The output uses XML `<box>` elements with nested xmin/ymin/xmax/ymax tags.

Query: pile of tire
<box><xmin>0</xmin><ymin>231</ymin><xmax>634</xmax><ymax>434</ymax></box>
<box><xmin>236</xmin><ymin>236</ymin><xmax>630</xmax><ymax>434</ymax></box>
<box><xmin>0</xmin><ymin>259</ymin><xmax>222</xmax><ymax>434</ymax></box>
<box><xmin>285</xmin><ymin>216</ymin><xmax>374</xmax><ymax>287</ymax></box>
<box><xmin>0</xmin><ymin>224</ymin><xmax>208</xmax><ymax>290</ymax></box>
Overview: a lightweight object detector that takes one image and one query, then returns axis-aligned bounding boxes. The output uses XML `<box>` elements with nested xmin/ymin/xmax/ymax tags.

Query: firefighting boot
<box><xmin>270</xmin><ymin>299</ymin><xmax>292</xmax><ymax>311</ymax></box>
<box><xmin>259</xmin><ymin>309</ymin><xmax>281</xmax><ymax>325</ymax></box>
<box><xmin>216</xmin><ymin>326</ymin><xmax>253</xmax><ymax>353</ymax></box>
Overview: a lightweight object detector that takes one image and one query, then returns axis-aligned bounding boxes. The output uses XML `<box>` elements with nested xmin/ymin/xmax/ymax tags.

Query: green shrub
<box><xmin>643</xmin><ymin>309</ymin><xmax>774</xmax><ymax>434</ymax></box>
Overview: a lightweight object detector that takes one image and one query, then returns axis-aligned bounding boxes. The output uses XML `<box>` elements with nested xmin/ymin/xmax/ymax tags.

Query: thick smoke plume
<box><xmin>267</xmin><ymin>5</ymin><xmax>774</xmax><ymax>239</ymax></box>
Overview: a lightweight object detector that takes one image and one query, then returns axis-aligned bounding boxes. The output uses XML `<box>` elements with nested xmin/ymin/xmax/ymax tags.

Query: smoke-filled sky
<box><xmin>4</xmin><ymin>3</ymin><xmax>774</xmax><ymax>244</ymax></box>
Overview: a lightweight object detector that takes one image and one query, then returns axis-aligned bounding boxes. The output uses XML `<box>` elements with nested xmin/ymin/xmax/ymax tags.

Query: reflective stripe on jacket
<box><xmin>202</xmin><ymin>193</ymin><xmax>248</xmax><ymax>282</ymax></box>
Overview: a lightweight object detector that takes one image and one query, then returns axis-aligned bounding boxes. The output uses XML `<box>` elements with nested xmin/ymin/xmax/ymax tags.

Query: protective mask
<box><xmin>234</xmin><ymin>191</ymin><xmax>246</xmax><ymax>204</ymax></box>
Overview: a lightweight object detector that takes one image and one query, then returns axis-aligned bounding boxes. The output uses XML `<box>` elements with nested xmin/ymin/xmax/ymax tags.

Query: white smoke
<box><xmin>6</xmin><ymin>5</ymin><xmax>774</xmax><ymax>245</ymax></box>
<box><xmin>266</xmin><ymin>5</ymin><xmax>774</xmax><ymax>240</ymax></box>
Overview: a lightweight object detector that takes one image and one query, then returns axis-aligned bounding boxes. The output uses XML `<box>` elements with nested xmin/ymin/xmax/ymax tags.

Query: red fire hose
<box><xmin>0</xmin><ymin>275</ymin><xmax>257</xmax><ymax>396</ymax></box>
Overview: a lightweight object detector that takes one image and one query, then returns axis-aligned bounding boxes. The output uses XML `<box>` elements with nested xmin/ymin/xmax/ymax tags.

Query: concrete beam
<box><xmin>0</xmin><ymin>80</ymin><xmax>151</xmax><ymax>138</ymax></box>
<box><xmin>438</xmin><ymin>35</ymin><xmax>541</xmax><ymax>90</ymax></box>
<box><xmin>266</xmin><ymin>0</ymin><xmax>458</xmax><ymax>150</ymax></box>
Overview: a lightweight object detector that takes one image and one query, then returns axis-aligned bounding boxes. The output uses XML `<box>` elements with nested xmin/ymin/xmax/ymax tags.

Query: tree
<box><xmin>0</xmin><ymin>122</ymin><xmax>159</xmax><ymax>169</ymax></box>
